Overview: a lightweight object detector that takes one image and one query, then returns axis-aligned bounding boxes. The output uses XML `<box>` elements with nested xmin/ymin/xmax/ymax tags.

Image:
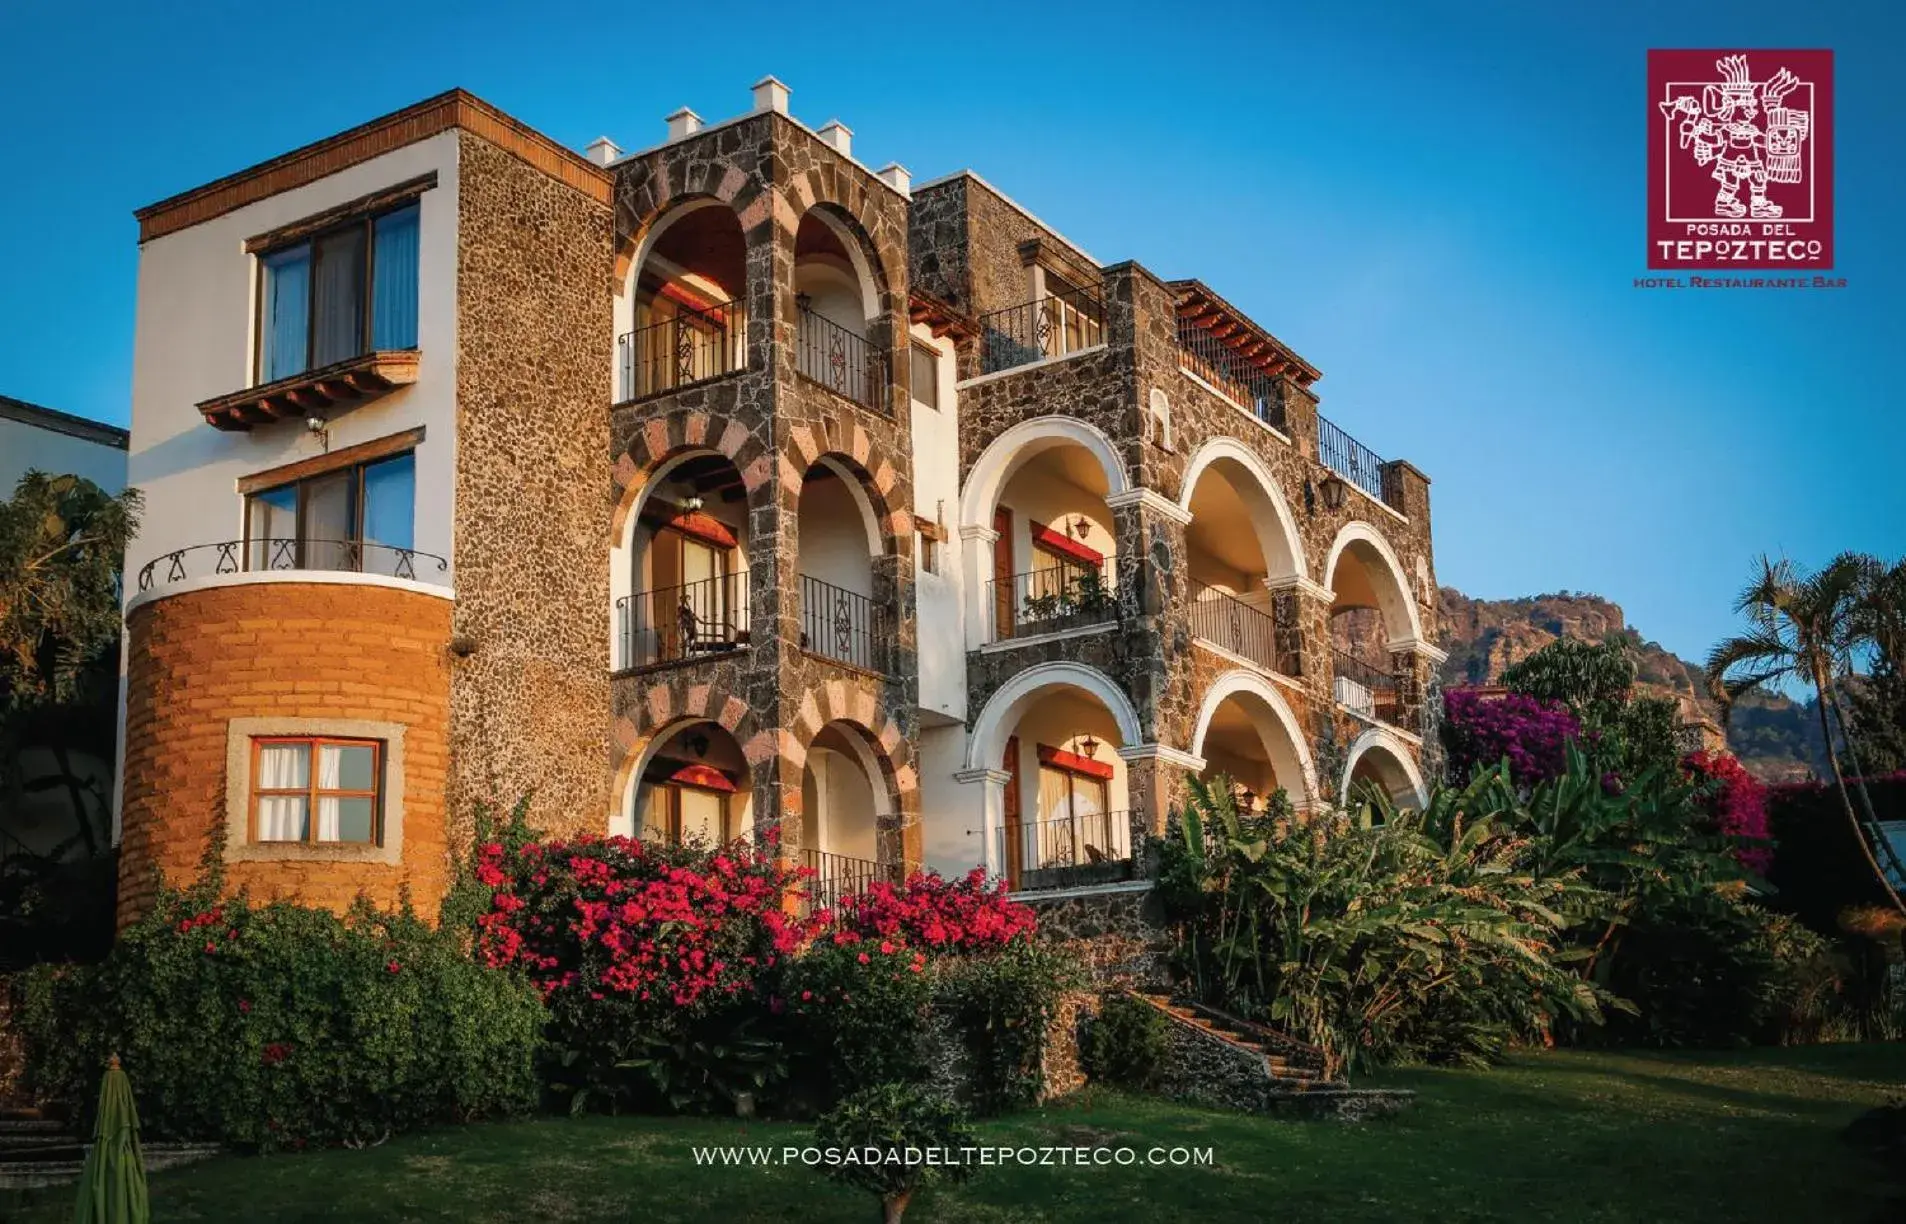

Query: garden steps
<box><xmin>1129</xmin><ymin>991</ymin><xmax>1336</xmax><ymax>1091</ymax></box>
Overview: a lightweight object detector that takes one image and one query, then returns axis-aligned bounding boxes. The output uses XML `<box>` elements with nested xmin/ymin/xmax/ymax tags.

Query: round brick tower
<box><xmin>117</xmin><ymin>572</ymin><xmax>454</xmax><ymax>925</ymax></box>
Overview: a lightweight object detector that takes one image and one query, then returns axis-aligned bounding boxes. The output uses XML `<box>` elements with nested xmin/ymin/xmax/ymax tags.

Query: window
<box><xmin>1035</xmin><ymin>751</ymin><xmax>1111</xmax><ymax>868</ymax></box>
<box><xmin>251</xmin><ymin>737</ymin><xmax>382</xmax><ymax>844</ymax></box>
<box><xmin>246</xmin><ymin>451</ymin><xmax>415</xmax><ymax>573</ymax></box>
<box><xmin>909</xmin><ymin>342</ymin><xmax>940</xmax><ymax>410</ymax></box>
<box><xmin>1039</xmin><ymin>268</ymin><xmax>1103</xmax><ymax>354</ymax></box>
<box><xmin>258</xmin><ymin>203</ymin><xmax>420</xmax><ymax>384</ymax></box>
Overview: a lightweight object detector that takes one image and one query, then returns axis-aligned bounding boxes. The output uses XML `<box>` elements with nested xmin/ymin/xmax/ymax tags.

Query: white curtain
<box><xmin>257</xmin><ymin>744</ymin><xmax>309</xmax><ymax>841</ymax></box>
<box><xmin>316</xmin><ymin>744</ymin><xmax>343</xmax><ymax>842</ymax></box>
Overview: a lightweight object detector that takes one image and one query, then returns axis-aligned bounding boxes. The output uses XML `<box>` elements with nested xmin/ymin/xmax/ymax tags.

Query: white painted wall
<box><xmin>796</xmin><ymin>475</ymin><xmax>873</xmax><ymax>597</ymax></box>
<box><xmin>802</xmin><ymin>747</ymin><xmax>878</xmax><ymax>861</ymax></box>
<box><xmin>908</xmin><ymin>323</ymin><xmax>964</xmax><ymax>723</ymax></box>
<box><xmin>917</xmin><ymin>721</ymin><xmax>981</xmax><ymax>875</ymax></box>
<box><xmin>125</xmin><ymin>132</ymin><xmax>462</xmax><ymax>589</ymax></box>
<box><xmin>0</xmin><ymin>415</ymin><xmax>127</xmax><ymax>495</ymax></box>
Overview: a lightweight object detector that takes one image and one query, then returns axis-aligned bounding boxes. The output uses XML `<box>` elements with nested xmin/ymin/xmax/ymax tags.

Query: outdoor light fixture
<box><xmin>1320</xmin><ymin>474</ymin><xmax>1348</xmax><ymax>512</ymax></box>
<box><xmin>686</xmin><ymin>732</ymin><xmax>711</xmax><ymax>758</ymax></box>
<box><xmin>1077</xmin><ymin>734</ymin><xmax>1101</xmax><ymax>759</ymax></box>
<box><xmin>1069</xmin><ymin>516</ymin><xmax>1091</xmax><ymax>540</ymax></box>
<box><xmin>682</xmin><ymin>495</ymin><xmax>705</xmax><ymax>514</ymax></box>
<box><xmin>304</xmin><ymin>415</ymin><xmax>326</xmax><ymax>435</ymax></box>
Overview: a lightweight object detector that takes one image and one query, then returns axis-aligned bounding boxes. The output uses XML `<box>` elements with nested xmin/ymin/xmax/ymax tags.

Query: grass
<box><xmin>5</xmin><ymin>1045</ymin><xmax>1901</xmax><ymax>1223</ymax></box>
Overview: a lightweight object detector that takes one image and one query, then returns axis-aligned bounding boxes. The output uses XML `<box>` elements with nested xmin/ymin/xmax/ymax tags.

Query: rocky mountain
<box><xmin>1436</xmin><ymin>588</ymin><xmax>1825</xmax><ymax>781</ymax></box>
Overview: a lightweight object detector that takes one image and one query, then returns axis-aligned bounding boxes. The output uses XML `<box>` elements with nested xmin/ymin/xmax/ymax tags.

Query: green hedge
<box><xmin>14</xmin><ymin>890</ymin><xmax>541</xmax><ymax>1150</ymax></box>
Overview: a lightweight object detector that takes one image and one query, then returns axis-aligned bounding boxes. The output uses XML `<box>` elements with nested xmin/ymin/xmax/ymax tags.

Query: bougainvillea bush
<box><xmin>837</xmin><ymin>868</ymin><xmax>1038</xmax><ymax>954</ymax></box>
<box><xmin>1682</xmin><ymin>749</ymin><xmax>1774</xmax><ymax>874</ymax></box>
<box><xmin>471</xmin><ymin>832</ymin><xmax>826</xmax><ymax>1113</ymax></box>
<box><xmin>784</xmin><ymin>933</ymin><xmax>935</xmax><ymax>1101</ymax></box>
<box><xmin>1441</xmin><ymin>688</ymin><xmax>1583</xmax><ymax>787</ymax></box>
<box><xmin>13</xmin><ymin>890</ymin><xmax>540</xmax><ymax>1150</ymax></box>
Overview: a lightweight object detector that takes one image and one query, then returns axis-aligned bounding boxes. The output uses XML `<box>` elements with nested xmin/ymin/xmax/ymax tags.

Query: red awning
<box><xmin>1038</xmin><ymin>744</ymin><xmax>1116</xmax><ymax>780</ymax></box>
<box><xmin>645</xmin><ymin>759</ymin><xmax>738</xmax><ymax>793</ymax></box>
<box><xmin>1030</xmin><ymin>521</ymin><xmax>1104</xmax><ymax>566</ymax></box>
<box><xmin>641</xmin><ymin>503</ymin><xmax>739</xmax><ymax>550</ymax></box>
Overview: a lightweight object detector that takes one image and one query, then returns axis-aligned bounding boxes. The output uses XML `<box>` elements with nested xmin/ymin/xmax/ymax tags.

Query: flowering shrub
<box><xmin>472</xmin><ymin>832</ymin><xmax>826</xmax><ymax>1112</ymax></box>
<box><xmin>1683</xmin><ymin>750</ymin><xmax>1774</xmax><ymax>874</ymax></box>
<box><xmin>1441</xmin><ymin>688</ymin><xmax>1583</xmax><ymax>787</ymax></box>
<box><xmin>838</xmin><ymin>869</ymin><xmax>1037</xmax><ymax>953</ymax></box>
<box><xmin>14</xmin><ymin>890</ymin><xmax>539</xmax><ymax>1149</ymax></box>
<box><xmin>933</xmin><ymin>940</ymin><xmax>1080</xmax><ymax>1114</ymax></box>
<box><xmin>784</xmin><ymin>933</ymin><xmax>935</xmax><ymax>1100</ymax></box>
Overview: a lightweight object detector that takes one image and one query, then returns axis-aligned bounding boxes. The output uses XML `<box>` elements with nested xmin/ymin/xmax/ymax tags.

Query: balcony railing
<box><xmin>1000</xmin><ymin>811</ymin><xmax>1135</xmax><ymax>891</ymax></box>
<box><xmin>1318</xmin><ymin>415</ymin><xmax>1397</xmax><ymax>509</ymax></box>
<box><xmin>989</xmin><ymin>560</ymin><xmax>1119</xmax><ymax>640</ymax></box>
<box><xmin>1333</xmin><ymin>648</ymin><xmax>1398</xmax><ymax>722</ymax></box>
<box><xmin>1190</xmin><ymin>583</ymin><xmax>1298</xmax><ymax>676</ymax></box>
<box><xmin>1175</xmin><ymin>318</ymin><xmax>1288</xmax><ymax>434</ymax></box>
<box><xmin>615</xmin><ymin>573</ymin><xmax>750</xmax><ymax>671</ymax></box>
<box><xmin>798</xmin><ymin>574</ymin><xmax>889</xmax><ymax>674</ymax></box>
<box><xmin>977</xmin><ymin>284</ymin><xmax>1105</xmax><ymax>375</ymax></box>
<box><xmin>136</xmin><ymin>538</ymin><xmax>448</xmax><ymax>592</ymax></box>
<box><xmin>800</xmin><ymin>848</ymin><xmax>900</xmax><ymax>916</ymax></box>
<box><xmin>618</xmin><ymin>300</ymin><xmax>740</xmax><ymax>401</ymax></box>
<box><xmin>796</xmin><ymin>307</ymin><xmax>889</xmax><ymax>413</ymax></box>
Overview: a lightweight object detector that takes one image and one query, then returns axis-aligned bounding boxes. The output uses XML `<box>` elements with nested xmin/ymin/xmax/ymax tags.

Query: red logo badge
<box><xmin>1648</xmin><ymin>50</ymin><xmax>1833</xmax><ymax>269</ymax></box>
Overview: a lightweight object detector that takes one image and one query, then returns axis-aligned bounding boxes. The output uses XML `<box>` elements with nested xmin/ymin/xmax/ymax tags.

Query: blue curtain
<box><xmin>372</xmin><ymin>205</ymin><xmax>420</xmax><ymax>350</ymax></box>
<box><xmin>362</xmin><ymin>453</ymin><xmax>416</xmax><ymax>551</ymax></box>
<box><xmin>261</xmin><ymin>246</ymin><xmax>309</xmax><ymax>381</ymax></box>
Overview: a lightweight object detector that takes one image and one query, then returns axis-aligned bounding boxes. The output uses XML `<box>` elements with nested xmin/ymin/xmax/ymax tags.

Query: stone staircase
<box><xmin>1126</xmin><ymin>991</ymin><xmax>1414</xmax><ymax>1121</ymax></box>
<box><xmin>0</xmin><ymin>1108</ymin><xmax>222</xmax><ymax>1190</ymax></box>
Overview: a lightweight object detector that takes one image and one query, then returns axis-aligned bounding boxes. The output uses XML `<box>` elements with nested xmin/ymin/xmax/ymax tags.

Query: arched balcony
<box><xmin>613</xmin><ymin>453</ymin><xmax>751</xmax><ymax>671</ymax></box>
<box><xmin>1190</xmin><ymin>671</ymin><xmax>1318</xmax><ymax>813</ymax></box>
<box><xmin>1180</xmin><ymin>440</ymin><xmax>1306</xmax><ymax>677</ymax></box>
<box><xmin>959</xmin><ymin>417</ymin><xmax>1127</xmax><ymax>649</ymax></box>
<box><xmin>797</xmin><ymin>720</ymin><xmax>902</xmax><ymax>911</ymax></box>
<box><xmin>795</xmin><ymin>460</ymin><xmax>888</xmax><ymax>674</ymax></box>
<box><xmin>793</xmin><ymin>210</ymin><xmax>889</xmax><ymax>413</ymax></box>
<box><xmin>1342</xmin><ymin>728</ymin><xmax>1430</xmax><ymax>811</ymax></box>
<box><xmin>965</xmin><ymin>663</ymin><xmax>1141</xmax><ymax>891</ymax></box>
<box><xmin>615</xmin><ymin>721</ymin><xmax>753</xmax><ymax>845</ymax></box>
<box><xmin>1324</xmin><ymin>524</ymin><xmax>1423</xmax><ymax>730</ymax></box>
<box><xmin>619</xmin><ymin>201</ymin><xmax>746</xmax><ymax>402</ymax></box>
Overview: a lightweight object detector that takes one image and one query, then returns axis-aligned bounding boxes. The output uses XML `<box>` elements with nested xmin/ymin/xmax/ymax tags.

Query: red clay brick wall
<box><xmin>118</xmin><ymin>579</ymin><xmax>453</xmax><ymax>925</ymax></box>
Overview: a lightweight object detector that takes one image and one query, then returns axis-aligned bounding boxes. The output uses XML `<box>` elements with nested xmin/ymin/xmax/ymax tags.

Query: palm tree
<box><xmin>1704</xmin><ymin>555</ymin><xmax>1906</xmax><ymax>916</ymax></box>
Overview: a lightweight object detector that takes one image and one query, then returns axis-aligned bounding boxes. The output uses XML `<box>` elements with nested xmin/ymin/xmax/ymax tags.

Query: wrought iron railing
<box><xmin>618</xmin><ymin>300</ymin><xmax>740</xmax><ymax>401</ymax></box>
<box><xmin>988</xmin><ymin>560</ymin><xmax>1119</xmax><ymax>640</ymax></box>
<box><xmin>1318</xmin><ymin>415</ymin><xmax>1396</xmax><ymax>509</ymax></box>
<box><xmin>798</xmin><ymin>574</ymin><xmax>889</xmax><ymax>674</ymax></box>
<box><xmin>1189</xmin><ymin>583</ymin><xmax>1298</xmax><ymax>676</ymax></box>
<box><xmin>977</xmin><ymin>283</ymin><xmax>1105</xmax><ymax>374</ymax></box>
<box><xmin>1333</xmin><ymin>648</ymin><xmax>1398</xmax><ymax>721</ymax></box>
<box><xmin>615</xmin><ymin>573</ymin><xmax>750</xmax><ymax>670</ymax></box>
<box><xmin>136</xmin><ymin>538</ymin><xmax>448</xmax><ymax>592</ymax></box>
<box><xmin>1000</xmin><ymin>811</ymin><xmax>1135</xmax><ymax>891</ymax></box>
<box><xmin>796</xmin><ymin>307</ymin><xmax>889</xmax><ymax>412</ymax></box>
<box><xmin>1175</xmin><ymin>317</ymin><xmax>1288</xmax><ymax>433</ymax></box>
<box><xmin>800</xmin><ymin>848</ymin><xmax>900</xmax><ymax>916</ymax></box>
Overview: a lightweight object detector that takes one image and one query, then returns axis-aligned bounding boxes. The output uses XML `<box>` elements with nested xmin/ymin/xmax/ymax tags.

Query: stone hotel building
<box><xmin>114</xmin><ymin>81</ymin><xmax>1445</xmax><ymax>924</ymax></box>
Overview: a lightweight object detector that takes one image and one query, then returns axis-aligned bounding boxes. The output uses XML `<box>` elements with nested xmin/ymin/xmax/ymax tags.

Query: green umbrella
<box><xmin>73</xmin><ymin>1054</ymin><xmax>149</xmax><ymax>1224</ymax></box>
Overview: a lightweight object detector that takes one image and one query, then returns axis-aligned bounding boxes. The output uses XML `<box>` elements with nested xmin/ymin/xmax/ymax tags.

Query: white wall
<box><xmin>917</xmin><ymin>721</ymin><xmax>981</xmax><ymax>875</ymax></box>
<box><xmin>802</xmin><ymin>746</ymin><xmax>878</xmax><ymax>861</ymax></box>
<box><xmin>0</xmin><ymin>416</ymin><xmax>127</xmax><ymax>495</ymax></box>
<box><xmin>796</xmin><ymin>474</ymin><xmax>873</xmax><ymax>597</ymax></box>
<box><xmin>908</xmin><ymin>323</ymin><xmax>964</xmax><ymax>722</ymax></box>
<box><xmin>125</xmin><ymin>132</ymin><xmax>462</xmax><ymax>588</ymax></box>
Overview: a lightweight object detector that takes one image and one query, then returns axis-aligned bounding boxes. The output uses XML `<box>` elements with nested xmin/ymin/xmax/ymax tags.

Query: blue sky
<box><xmin>0</xmin><ymin>0</ymin><xmax>1899</xmax><ymax>666</ymax></box>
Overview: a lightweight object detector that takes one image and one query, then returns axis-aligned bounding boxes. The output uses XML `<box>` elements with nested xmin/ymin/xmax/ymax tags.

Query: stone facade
<box><xmin>448</xmin><ymin>130</ymin><xmax>615</xmax><ymax>840</ymax></box>
<box><xmin>605</xmin><ymin>109</ymin><xmax>925</xmax><ymax>866</ymax></box>
<box><xmin>117</xmin><ymin>582</ymin><xmax>452</xmax><ymax>922</ymax></box>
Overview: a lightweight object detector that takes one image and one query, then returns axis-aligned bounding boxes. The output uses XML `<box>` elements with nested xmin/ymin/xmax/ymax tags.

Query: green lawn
<box><xmin>6</xmin><ymin>1045</ymin><xmax>1901</xmax><ymax>1223</ymax></box>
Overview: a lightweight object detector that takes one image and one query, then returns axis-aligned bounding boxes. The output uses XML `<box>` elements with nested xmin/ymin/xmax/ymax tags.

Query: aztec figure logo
<box><xmin>1647</xmin><ymin>50</ymin><xmax>1834</xmax><ymax>270</ymax></box>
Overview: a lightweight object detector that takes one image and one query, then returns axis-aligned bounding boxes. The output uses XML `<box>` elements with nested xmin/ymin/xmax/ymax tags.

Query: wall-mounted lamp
<box><xmin>1068</xmin><ymin>516</ymin><xmax>1091</xmax><ymax>540</ymax></box>
<box><xmin>1077</xmin><ymin>733</ymin><xmax>1101</xmax><ymax>760</ymax></box>
<box><xmin>1319</xmin><ymin>474</ymin><xmax>1348</xmax><ymax>512</ymax></box>
<box><xmin>685</xmin><ymin>732</ymin><xmax>711</xmax><ymax>758</ymax></box>
<box><xmin>682</xmin><ymin>495</ymin><xmax>706</xmax><ymax>514</ymax></box>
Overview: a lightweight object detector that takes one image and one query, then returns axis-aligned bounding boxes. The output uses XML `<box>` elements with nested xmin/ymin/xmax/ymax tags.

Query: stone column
<box><xmin>1105</xmin><ymin>488</ymin><xmax>1194</xmax><ymax>745</ymax></box>
<box><xmin>1115</xmin><ymin>743</ymin><xmax>1206</xmax><ymax>844</ymax></box>
<box><xmin>1388</xmin><ymin>639</ymin><xmax>1450</xmax><ymax>744</ymax></box>
<box><xmin>952</xmin><ymin>766</ymin><xmax>1011</xmax><ymax>878</ymax></box>
<box><xmin>1267</xmin><ymin>575</ymin><xmax>1336</xmax><ymax>694</ymax></box>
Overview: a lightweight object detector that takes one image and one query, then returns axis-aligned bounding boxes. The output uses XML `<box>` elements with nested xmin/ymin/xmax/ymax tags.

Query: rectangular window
<box><xmin>640</xmin><ymin>782</ymin><xmax>731</xmax><ymax>846</ymax></box>
<box><xmin>252</xmin><ymin>737</ymin><xmax>382</xmax><ymax>844</ymax></box>
<box><xmin>246</xmin><ymin>451</ymin><xmax>416</xmax><ymax>573</ymax></box>
<box><xmin>909</xmin><ymin>343</ymin><xmax>940</xmax><ymax>410</ymax></box>
<box><xmin>256</xmin><ymin>202</ymin><xmax>420</xmax><ymax>384</ymax></box>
